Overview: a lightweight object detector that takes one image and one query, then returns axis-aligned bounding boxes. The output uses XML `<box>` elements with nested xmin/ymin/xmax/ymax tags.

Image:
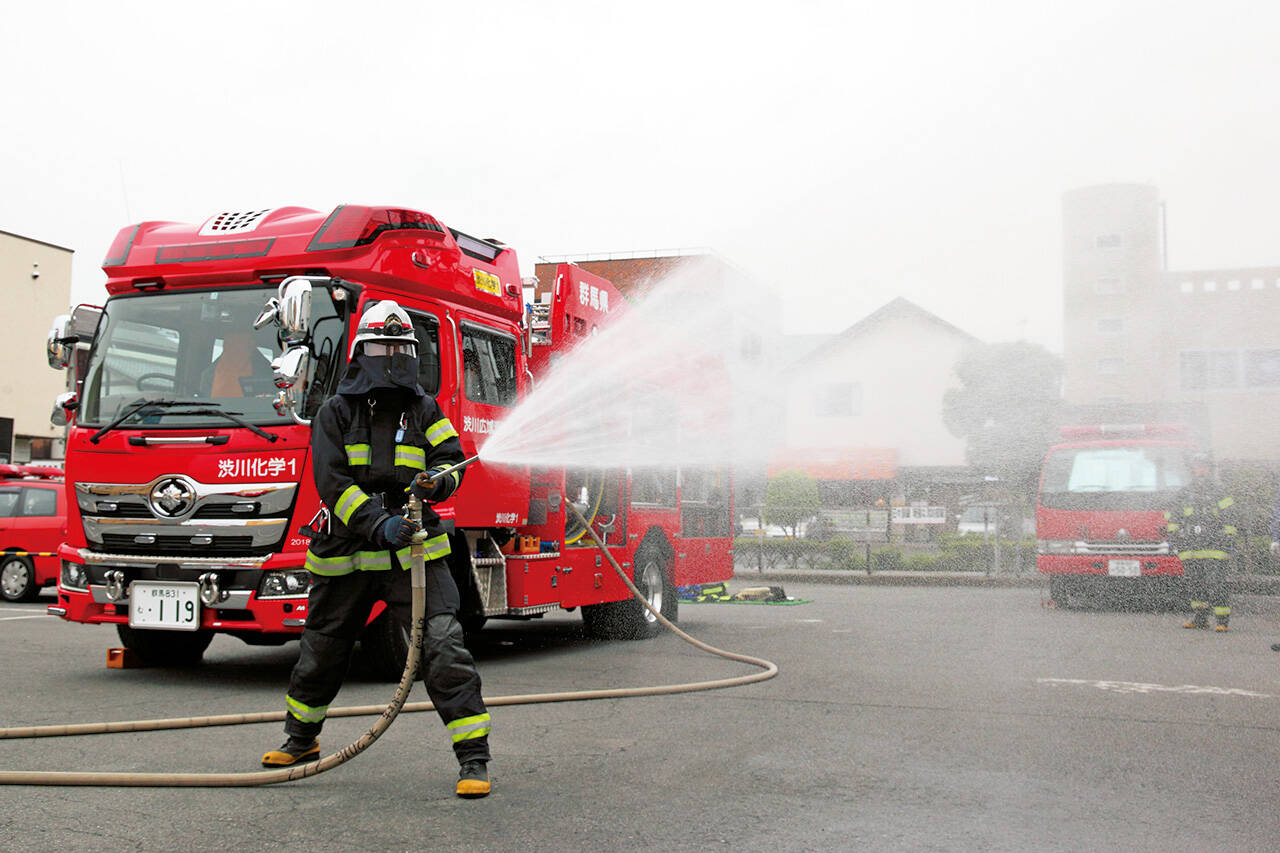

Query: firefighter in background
<box><xmin>1164</xmin><ymin>453</ymin><xmax>1238</xmax><ymax>632</ymax></box>
<box><xmin>261</xmin><ymin>300</ymin><xmax>493</xmax><ymax>798</ymax></box>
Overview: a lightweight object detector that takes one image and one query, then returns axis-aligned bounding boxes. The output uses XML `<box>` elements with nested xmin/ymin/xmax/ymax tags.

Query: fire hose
<box><xmin>0</xmin><ymin>488</ymin><xmax>777</xmax><ymax>787</ymax></box>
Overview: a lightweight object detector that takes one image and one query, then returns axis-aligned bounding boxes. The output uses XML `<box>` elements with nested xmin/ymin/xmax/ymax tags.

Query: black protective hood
<box><xmin>336</xmin><ymin>352</ymin><xmax>426</xmax><ymax>397</ymax></box>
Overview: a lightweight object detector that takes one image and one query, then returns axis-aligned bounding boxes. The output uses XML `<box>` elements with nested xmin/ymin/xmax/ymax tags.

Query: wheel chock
<box><xmin>106</xmin><ymin>648</ymin><xmax>144</xmax><ymax>669</ymax></box>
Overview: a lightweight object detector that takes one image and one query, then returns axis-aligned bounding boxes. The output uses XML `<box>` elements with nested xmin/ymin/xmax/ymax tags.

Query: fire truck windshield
<box><xmin>79</xmin><ymin>285</ymin><xmax>342</xmax><ymax>428</ymax></box>
<box><xmin>1040</xmin><ymin>445</ymin><xmax>1191</xmax><ymax>511</ymax></box>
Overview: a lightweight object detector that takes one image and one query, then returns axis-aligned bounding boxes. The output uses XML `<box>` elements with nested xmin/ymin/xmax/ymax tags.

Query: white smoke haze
<box><xmin>479</xmin><ymin>259</ymin><xmax>782</xmax><ymax>472</ymax></box>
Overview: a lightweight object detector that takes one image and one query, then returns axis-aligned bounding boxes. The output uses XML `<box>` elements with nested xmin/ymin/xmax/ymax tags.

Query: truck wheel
<box><xmin>582</xmin><ymin>546</ymin><xmax>676</xmax><ymax>640</ymax></box>
<box><xmin>0</xmin><ymin>555</ymin><xmax>38</xmax><ymax>602</ymax></box>
<box><xmin>115</xmin><ymin>624</ymin><xmax>214</xmax><ymax>666</ymax></box>
<box><xmin>360</xmin><ymin>608</ymin><xmax>414</xmax><ymax>683</ymax></box>
<box><xmin>1049</xmin><ymin>576</ymin><xmax>1078</xmax><ymax>609</ymax></box>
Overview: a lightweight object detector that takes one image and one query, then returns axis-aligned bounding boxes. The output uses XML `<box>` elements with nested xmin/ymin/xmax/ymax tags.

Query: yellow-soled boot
<box><xmin>456</xmin><ymin>760</ymin><xmax>491</xmax><ymax>798</ymax></box>
<box><xmin>261</xmin><ymin>737</ymin><xmax>320</xmax><ymax>767</ymax></box>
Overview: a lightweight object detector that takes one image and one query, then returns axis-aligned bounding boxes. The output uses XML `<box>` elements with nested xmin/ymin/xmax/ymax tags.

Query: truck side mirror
<box><xmin>46</xmin><ymin>315</ymin><xmax>75</xmax><ymax>369</ymax></box>
<box><xmin>271</xmin><ymin>348</ymin><xmax>309</xmax><ymax>390</ymax></box>
<box><xmin>50</xmin><ymin>391</ymin><xmax>78</xmax><ymax>427</ymax></box>
<box><xmin>277</xmin><ymin>278</ymin><xmax>313</xmax><ymax>345</ymax></box>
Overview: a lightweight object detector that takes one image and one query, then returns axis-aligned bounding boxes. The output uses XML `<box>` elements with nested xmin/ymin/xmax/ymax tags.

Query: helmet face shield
<box><xmin>361</xmin><ymin>341</ymin><xmax>416</xmax><ymax>358</ymax></box>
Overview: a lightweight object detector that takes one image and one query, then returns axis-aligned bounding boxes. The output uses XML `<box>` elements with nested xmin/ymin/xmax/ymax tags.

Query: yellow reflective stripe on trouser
<box><xmin>1180</xmin><ymin>550</ymin><xmax>1230</xmax><ymax>560</ymax></box>
<box><xmin>1218</xmin><ymin>496</ymin><xmax>1235</xmax><ymax>509</ymax></box>
<box><xmin>1223</xmin><ymin>525</ymin><xmax>1238</xmax><ymax>535</ymax></box>
<box><xmin>394</xmin><ymin>444</ymin><xmax>426</xmax><ymax>469</ymax></box>
<box><xmin>425</xmin><ymin>418</ymin><xmax>458</xmax><ymax>447</ymax></box>
<box><xmin>286</xmin><ymin>695</ymin><xmax>328</xmax><ymax>724</ymax></box>
<box><xmin>447</xmin><ymin>713</ymin><xmax>491</xmax><ymax>742</ymax></box>
<box><xmin>334</xmin><ymin>485</ymin><xmax>370</xmax><ymax>525</ymax></box>
<box><xmin>344</xmin><ymin>443</ymin><xmax>371</xmax><ymax>466</ymax></box>
<box><xmin>305</xmin><ymin>551</ymin><xmax>355</xmax><ymax>576</ymax></box>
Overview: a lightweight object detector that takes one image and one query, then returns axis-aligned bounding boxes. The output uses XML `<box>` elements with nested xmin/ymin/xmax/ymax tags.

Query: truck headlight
<box><xmin>1037</xmin><ymin>540</ymin><xmax>1076</xmax><ymax>555</ymax></box>
<box><xmin>60</xmin><ymin>561</ymin><xmax>89</xmax><ymax>591</ymax></box>
<box><xmin>259</xmin><ymin>570</ymin><xmax>312</xmax><ymax>598</ymax></box>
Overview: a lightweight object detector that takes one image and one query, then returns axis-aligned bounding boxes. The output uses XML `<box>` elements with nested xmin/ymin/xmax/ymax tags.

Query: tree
<box><xmin>943</xmin><ymin>342</ymin><xmax>1062</xmax><ymax>571</ymax></box>
<box><xmin>943</xmin><ymin>341</ymin><xmax>1063</xmax><ymax>490</ymax></box>
<box><xmin>764</xmin><ymin>470</ymin><xmax>821</xmax><ymax>538</ymax></box>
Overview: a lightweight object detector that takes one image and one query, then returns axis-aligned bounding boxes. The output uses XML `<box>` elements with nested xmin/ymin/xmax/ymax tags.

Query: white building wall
<box><xmin>783</xmin><ymin>309</ymin><xmax>972</xmax><ymax>468</ymax></box>
<box><xmin>0</xmin><ymin>231</ymin><xmax>74</xmax><ymax>448</ymax></box>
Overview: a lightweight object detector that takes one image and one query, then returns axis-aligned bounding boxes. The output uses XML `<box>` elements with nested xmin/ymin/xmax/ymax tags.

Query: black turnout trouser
<box><xmin>284</xmin><ymin>558</ymin><xmax>490</xmax><ymax>764</ymax></box>
<box><xmin>1183</xmin><ymin>557</ymin><xmax>1230</xmax><ymax>625</ymax></box>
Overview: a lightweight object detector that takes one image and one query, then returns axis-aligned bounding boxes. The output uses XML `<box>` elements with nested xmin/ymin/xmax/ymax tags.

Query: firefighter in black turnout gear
<box><xmin>261</xmin><ymin>300</ymin><xmax>492</xmax><ymax>798</ymax></box>
<box><xmin>1164</xmin><ymin>453</ymin><xmax>1238</xmax><ymax>633</ymax></box>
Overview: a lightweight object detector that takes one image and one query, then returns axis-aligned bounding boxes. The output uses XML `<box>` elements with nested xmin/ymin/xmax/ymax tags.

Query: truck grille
<box><xmin>1077</xmin><ymin>540</ymin><xmax>1170</xmax><ymax>556</ymax></box>
<box><xmin>100</xmin><ymin>534</ymin><xmax>260</xmax><ymax>556</ymax></box>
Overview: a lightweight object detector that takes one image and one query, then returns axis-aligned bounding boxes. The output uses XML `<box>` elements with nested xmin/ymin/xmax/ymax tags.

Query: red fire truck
<box><xmin>44</xmin><ymin>205</ymin><xmax>733</xmax><ymax>674</ymax></box>
<box><xmin>1036</xmin><ymin>424</ymin><xmax>1195</xmax><ymax>606</ymax></box>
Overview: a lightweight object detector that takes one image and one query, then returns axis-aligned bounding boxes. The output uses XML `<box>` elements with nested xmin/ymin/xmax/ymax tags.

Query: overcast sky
<box><xmin>3</xmin><ymin>0</ymin><xmax>1278</xmax><ymax>351</ymax></box>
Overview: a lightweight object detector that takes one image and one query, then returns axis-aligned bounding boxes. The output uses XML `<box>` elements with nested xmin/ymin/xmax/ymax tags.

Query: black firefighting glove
<box><xmin>411</xmin><ymin>470</ymin><xmax>452</xmax><ymax>504</ymax></box>
<box><xmin>375</xmin><ymin>515</ymin><xmax>418</xmax><ymax>549</ymax></box>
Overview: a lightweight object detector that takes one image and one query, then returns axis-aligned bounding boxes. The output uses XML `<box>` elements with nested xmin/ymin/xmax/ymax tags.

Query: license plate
<box><xmin>1108</xmin><ymin>559</ymin><xmax>1141</xmax><ymax>577</ymax></box>
<box><xmin>128</xmin><ymin>581</ymin><xmax>201</xmax><ymax>631</ymax></box>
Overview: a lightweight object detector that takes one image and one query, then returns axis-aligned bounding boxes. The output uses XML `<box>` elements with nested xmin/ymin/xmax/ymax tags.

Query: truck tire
<box><xmin>0</xmin><ymin>554</ymin><xmax>38</xmax><ymax>602</ymax></box>
<box><xmin>360</xmin><ymin>607</ymin><xmax>414</xmax><ymax>683</ymax></box>
<box><xmin>1049</xmin><ymin>576</ymin><xmax>1079</xmax><ymax>609</ymax></box>
<box><xmin>115</xmin><ymin>624</ymin><xmax>214</xmax><ymax>666</ymax></box>
<box><xmin>582</xmin><ymin>546</ymin><xmax>676</xmax><ymax>640</ymax></box>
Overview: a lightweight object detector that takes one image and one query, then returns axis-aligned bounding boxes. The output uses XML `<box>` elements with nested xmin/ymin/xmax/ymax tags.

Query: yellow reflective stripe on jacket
<box><xmin>306</xmin><ymin>540</ymin><xmax>451</xmax><ymax>576</ymax></box>
<box><xmin>420</xmin><ymin>533</ymin><xmax>451</xmax><ymax>561</ymax></box>
<box><xmin>394</xmin><ymin>444</ymin><xmax>426</xmax><ymax>470</ymax></box>
<box><xmin>305</xmin><ymin>551</ymin><xmax>355</xmax><ymax>576</ymax></box>
<box><xmin>1179</xmin><ymin>549</ymin><xmax>1231</xmax><ymax>560</ymax></box>
<box><xmin>286</xmin><ymin>695</ymin><xmax>328</xmax><ymax>723</ymax></box>
<box><xmin>1167</xmin><ymin>522</ymin><xmax>1180</xmax><ymax>532</ymax></box>
<box><xmin>1223</xmin><ymin>525</ymin><xmax>1239</xmax><ymax>536</ymax></box>
<box><xmin>1218</xmin><ymin>496</ymin><xmax>1235</xmax><ymax>510</ymax></box>
<box><xmin>334</xmin><ymin>485</ymin><xmax>370</xmax><ymax>525</ymax></box>
<box><xmin>345</xmin><ymin>443</ymin><xmax>371</xmax><ymax>466</ymax></box>
<box><xmin>447</xmin><ymin>712</ymin><xmax>492</xmax><ymax>742</ymax></box>
<box><xmin>1183</xmin><ymin>507</ymin><xmax>1194</xmax><ymax>517</ymax></box>
<box><xmin>425</xmin><ymin>418</ymin><xmax>459</xmax><ymax>447</ymax></box>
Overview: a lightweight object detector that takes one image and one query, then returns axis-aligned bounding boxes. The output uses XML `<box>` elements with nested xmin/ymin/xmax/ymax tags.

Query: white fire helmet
<box><xmin>349</xmin><ymin>300</ymin><xmax>417</xmax><ymax>358</ymax></box>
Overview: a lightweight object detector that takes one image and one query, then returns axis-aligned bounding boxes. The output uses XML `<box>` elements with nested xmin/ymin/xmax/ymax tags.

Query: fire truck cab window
<box><xmin>1040</xmin><ymin>447</ymin><xmax>1191</xmax><ymax>510</ymax></box>
<box><xmin>79</xmin><ymin>286</ymin><xmax>341</xmax><ymax>427</ymax></box>
<box><xmin>460</xmin><ymin>326</ymin><xmax>517</xmax><ymax>407</ymax></box>
<box><xmin>0</xmin><ymin>490</ymin><xmax>19</xmax><ymax>518</ymax></box>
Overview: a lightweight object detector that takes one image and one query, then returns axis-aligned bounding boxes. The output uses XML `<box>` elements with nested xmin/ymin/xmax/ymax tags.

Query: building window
<box><xmin>1097</xmin><ymin>357</ymin><xmax>1124</xmax><ymax>375</ymax></box>
<box><xmin>1180</xmin><ymin>350</ymin><xmax>1240</xmax><ymax>390</ymax></box>
<box><xmin>1203</xmin><ymin>280</ymin><xmax>1217</xmax><ymax>292</ymax></box>
<box><xmin>1180</xmin><ymin>281</ymin><xmax>1194</xmax><ymax>293</ymax></box>
<box><xmin>1245</xmin><ymin>350</ymin><xmax>1280</xmax><ymax>387</ymax></box>
<box><xmin>1094</xmin><ymin>276</ymin><xmax>1125</xmax><ymax>295</ymax></box>
<box><xmin>1228</xmin><ymin>279</ymin><xmax>1241</xmax><ymax>291</ymax></box>
<box><xmin>1095</xmin><ymin>233</ymin><xmax>1123</xmax><ymax>249</ymax></box>
<box><xmin>1252</xmin><ymin>278</ymin><xmax>1265</xmax><ymax>290</ymax></box>
<box><xmin>1096</xmin><ymin>317</ymin><xmax>1124</xmax><ymax>334</ymax></box>
<box><xmin>814</xmin><ymin>382</ymin><xmax>860</xmax><ymax>417</ymax></box>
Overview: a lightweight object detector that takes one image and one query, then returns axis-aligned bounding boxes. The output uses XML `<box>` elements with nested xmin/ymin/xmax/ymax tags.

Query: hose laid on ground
<box><xmin>0</xmin><ymin>495</ymin><xmax>777</xmax><ymax>786</ymax></box>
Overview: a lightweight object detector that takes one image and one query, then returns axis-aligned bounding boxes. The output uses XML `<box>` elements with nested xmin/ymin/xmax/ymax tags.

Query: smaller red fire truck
<box><xmin>45</xmin><ymin>205</ymin><xmax>734</xmax><ymax>675</ymax></box>
<box><xmin>1037</xmin><ymin>424</ymin><xmax>1196</xmax><ymax>606</ymax></box>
